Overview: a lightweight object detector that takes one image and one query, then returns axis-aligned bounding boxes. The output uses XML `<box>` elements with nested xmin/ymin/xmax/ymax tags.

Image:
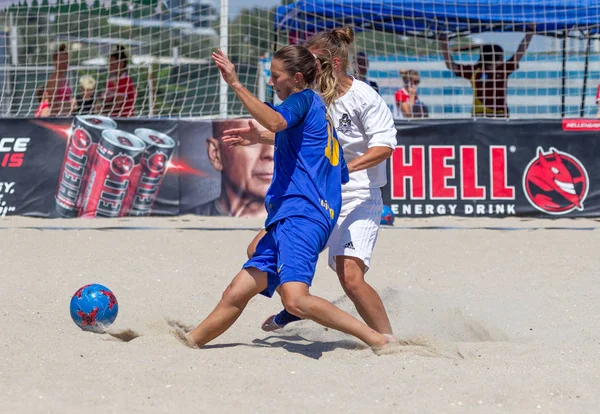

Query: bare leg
<box><xmin>336</xmin><ymin>256</ymin><xmax>393</xmax><ymax>335</ymax></box>
<box><xmin>247</xmin><ymin>228</ymin><xmax>267</xmax><ymax>259</ymax></box>
<box><xmin>187</xmin><ymin>267</ymin><xmax>267</xmax><ymax>347</ymax></box>
<box><xmin>280</xmin><ymin>282</ymin><xmax>388</xmax><ymax>349</ymax></box>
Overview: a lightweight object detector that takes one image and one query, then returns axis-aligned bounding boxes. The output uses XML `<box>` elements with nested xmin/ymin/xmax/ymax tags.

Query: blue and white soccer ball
<box><xmin>380</xmin><ymin>205</ymin><xmax>395</xmax><ymax>226</ymax></box>
<box><xmin>70</xmin><ymin>284</ymin><xmax>119</xmax><ymax>333</ymax></box>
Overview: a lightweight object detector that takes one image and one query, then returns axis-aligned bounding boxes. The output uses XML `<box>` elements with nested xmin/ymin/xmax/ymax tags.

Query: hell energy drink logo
<box><xmin>390</xmin><ymin>145</ymin><xmax>515</xmax><ymax>216</ymax></box>
<box><xmin>522</xmin><ymin>147</ymin><xmax>589</xmax><ymax>215</ymax></box>
<box><xmin>79</xmin><ymin>131</ymin><xmax>145</xmax><ymax>218</ymax></box>
<box><xmin>121</xmin><ymin>129</ymin><xmax>176</xmax><ymax>217</ymax></box>
<box><xmin>55</xmin><ymin>116</ymin><xmax>117</xmax><ymax>218</ymax></box>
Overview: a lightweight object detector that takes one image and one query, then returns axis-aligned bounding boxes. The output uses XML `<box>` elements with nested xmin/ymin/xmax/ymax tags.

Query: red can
<box><xmin>55</xmin><ymin>115</ymin><xmax>117</xmax><ymax>217</ymax></box>
<box><xmin>121</xmin><ymin>128</ymin><xmax>176</xmax><ymax>216</ymax></box>
<box><xmin>80</xmin><ymin>129</ymin><xmax>146</xmax><ymax>218</ymax></box>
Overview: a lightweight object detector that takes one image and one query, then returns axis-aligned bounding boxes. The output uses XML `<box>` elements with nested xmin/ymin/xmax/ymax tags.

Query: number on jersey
<box><xmin>324</xmin><ymin>116</ymin><xmax>340</xmax><ymax>166</ymax></box>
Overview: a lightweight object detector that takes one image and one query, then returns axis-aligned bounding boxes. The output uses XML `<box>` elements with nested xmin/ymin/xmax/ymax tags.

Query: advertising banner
<box><xmin>1</xmin><ymin>117</ymin><xmax>186</xmax><ymax>217</ymax></box>
<box><xmin>1</xmin><ymin>118</ymin><xmax>598</xmax><ymax>218</ymax></box>
<box><xmin>382</xmin><ymin>120</ymin><xmax>600</xmax><ymax>217</ymax></box>
<box><xmin>0</xmin><ymin>116</ymin><xmax>273</xmax><ymax>219</ymax></box>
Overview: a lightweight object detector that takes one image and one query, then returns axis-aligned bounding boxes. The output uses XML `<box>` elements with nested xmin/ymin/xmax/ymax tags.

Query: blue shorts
<box><xmin>243</xmin><ymin>217</ymin><xmax>330</xmax><ymax>298</ymax></box>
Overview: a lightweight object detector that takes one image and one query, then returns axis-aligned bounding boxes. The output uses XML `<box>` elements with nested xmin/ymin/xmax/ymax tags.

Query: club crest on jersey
<box><xmin>337</xmin><ymin>113</ymin><xmax>352</xmax><ymax>134</ymax></box>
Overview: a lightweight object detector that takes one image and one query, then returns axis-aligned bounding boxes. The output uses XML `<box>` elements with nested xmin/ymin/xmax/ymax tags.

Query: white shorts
<box><xmin>327</xmin><ymin>188</ymin><xmax>383</xmax><ymax>273</ymax></box>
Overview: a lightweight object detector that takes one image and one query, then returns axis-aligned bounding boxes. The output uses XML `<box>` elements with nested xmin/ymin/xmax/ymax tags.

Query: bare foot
<box><xmin>166</xmin><ymin>318</ymin><xmax>194</xmax><ymax>333</ymax></box>
<box><xmin>372</xmin><ymin>335</ymin><xmax>440</xmax><ymax>357</ymax></box>
<box><xmin>370</xmin><ymin>334</ymin><xmax>395</xmax><ymax>354</ymax></box>
<box><xmin>167</xmin><ymin>323</ymin><xmax>199</xmax><ymax>349</ymax></box>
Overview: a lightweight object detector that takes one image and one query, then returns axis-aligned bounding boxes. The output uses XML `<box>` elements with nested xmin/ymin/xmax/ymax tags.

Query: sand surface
<box><xmin>1</xmin><ymin>216</ymin><xmax>599</xmax><ymax>413</ymax></box>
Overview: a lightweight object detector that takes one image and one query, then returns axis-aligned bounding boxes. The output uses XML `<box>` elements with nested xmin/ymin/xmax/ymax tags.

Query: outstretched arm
<box><xmin>221</xmin><ymin>120</ymin><xmax>275</xmax><ymax>148</ymax></box>
<box><xmin>508</xmin><ymin>26</ymin><xmax>535</xmax><ymax>65</ymax></box>
<box><xmin>439</xmin><ymin>34</ymin><xmax>475</xmax><ymax>80</ymax></box>
<box><xmin>213</xmin><ymin>50</ymin><xmax>287</xmax><ymax>133</ymax></box>
<box><xmin>440</xmin><ymin>34</ymin><xmax>463</xmax><ymax>77</ymax></box>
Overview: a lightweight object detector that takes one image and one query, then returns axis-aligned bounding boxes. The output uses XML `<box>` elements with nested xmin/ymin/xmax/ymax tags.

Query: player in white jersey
<box><xmin>223</xmin><ymin>26</ymin><xmax>397</xmax><ymax>335</ymax></box>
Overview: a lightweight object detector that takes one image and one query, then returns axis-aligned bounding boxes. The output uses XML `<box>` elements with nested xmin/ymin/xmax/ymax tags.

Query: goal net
<box><xmin>1</xmin><ymin>0</ymin><xmax>598</xmax><ymax>119</ymax></box>
<box><xmin>273</xmin><ymin>0</ymin><xmax>600</xmax><ymax>120</ymax></box>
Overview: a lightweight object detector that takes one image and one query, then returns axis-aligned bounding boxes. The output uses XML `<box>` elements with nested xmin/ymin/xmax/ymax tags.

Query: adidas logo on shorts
<box><xmin>343</xmin><ymin>241</ymin><xmax>355</xmax><ymax>250</ymax></box>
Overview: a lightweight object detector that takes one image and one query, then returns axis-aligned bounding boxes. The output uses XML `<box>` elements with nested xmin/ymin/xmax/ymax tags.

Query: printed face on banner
<box><xmin>204</xmin><ymin>119</ymin><xmax>273</xmax><ymax>218</ymax></box>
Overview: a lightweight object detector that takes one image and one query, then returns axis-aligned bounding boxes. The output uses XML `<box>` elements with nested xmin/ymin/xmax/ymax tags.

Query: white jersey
<box><xmin>328</xmin><ymin>78</ymin><xmax>397</xmax><ymax>193</ymax></box>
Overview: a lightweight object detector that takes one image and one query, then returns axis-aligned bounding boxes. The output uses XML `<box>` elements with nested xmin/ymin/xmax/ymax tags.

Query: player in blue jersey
<box><xmin>227</xmin><ymin>27</ymin><xmax>396</xmax><ymax>336</ymax></box>
<box><xmin>182</xmin><ymin>46</ymin><xmax>394</xmax><ymax>352</ymax></box>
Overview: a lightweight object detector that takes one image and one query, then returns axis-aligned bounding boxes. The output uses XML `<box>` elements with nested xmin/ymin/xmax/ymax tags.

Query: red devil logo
<box><xmin>110</xmin><ymin>153</ymin><xmax>135</xmax><ymax>176</ymax></box>
<box><xmin>117</xmin><ymin>135</ymin><xmax>133</xmax><ymax>147</ymax></box>
<box><xmin>72</xmin><ymin>128</ymin><xmax>91</xmax><ymax>151</ymax></box>
<box><xmin>523</xmin><ymin>147</ymin><xmax>589</xmax><ymax>215</ymax></box>
<box><xmin>147</xmin><ymin>151</ymin><xmax>167</xmax><ymax>173</ymax></box>
<box><xmin>148</xmin><ymin>134</ymin><xmax>166</xmax><ymax>145</ymax></box>
<box><xmin>87</xmin><ymin>117</ymin><xmax>106</xmax><ymax>125</ymax></box>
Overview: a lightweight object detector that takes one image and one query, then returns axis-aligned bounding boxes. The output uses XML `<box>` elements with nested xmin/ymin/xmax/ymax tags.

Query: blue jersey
<box><xmin>264</xmin><ymin>89</ymin><xmax>349</xmax><ymax>232</ymax></box>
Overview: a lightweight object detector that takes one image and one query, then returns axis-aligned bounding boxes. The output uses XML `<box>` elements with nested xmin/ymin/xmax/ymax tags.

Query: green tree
<box><xmin>40</xmin><ymin>0</ymin><xmax>49</xmax><ymax>13</ymax></box>
<box><xmin>68</xmin><ymin>0</ymin><xmax>80</xmax><ymax>13</ymax></box>
<box><xmin>110</xmin><ymin>0</ymin><xmax>120</xmax><ymax>15</ymax></box>
<box><xmin>101</xmin><ymin>1</ymin><xmax>110</xmax><ymax>15</ymax></box>
<box><xmin>91</xmin><ymin>0</ymin><xmax>101</xmax><ymax>13</ymax></box>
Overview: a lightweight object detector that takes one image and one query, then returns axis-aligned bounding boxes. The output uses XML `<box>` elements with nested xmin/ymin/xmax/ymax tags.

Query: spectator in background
<box><xmin>71</xmin><ymin>75</ymin><xmax>97</xmax><ymax>115</ymax></box>
<box><xmin>98</xmin><ymin>45</ymin><xmax>136</xmax><ymax>117</ymax></box>
<box><xmin>183</xmin><ymin>118</ymin><xmax>274</xmax><ymax>218</ymax></box>
<box><xmin>394</xmin><ymin>69</ymin><xmax>429</xmax><ymax>118</ymax></box>
<box><xmin>355</xmin><ymin>51</ymin><xmax>380</xmax><ymax>93</ymax></box>
<box><xmin>440</xmin><ymin>29</ymin><xmax>534</xmax><ymax>118</ymax></box>
<box><xmin>44</xmin><ymin>43</ymin><xmax>72</xmax><ymax>116</ymax></box>
<box><xmin>34</xmin><ymin>86</ymin><xmax>50</xmax><ymax>118</ymax></box>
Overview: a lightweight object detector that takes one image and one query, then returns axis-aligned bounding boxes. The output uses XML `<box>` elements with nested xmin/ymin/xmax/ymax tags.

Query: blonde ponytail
<box><xmin>305</xmin><ymin>26</ymin><xmax>355</xmax><ymax>109</ymax></box>
<box><xmin>314</xmin><ymin>53</ymin><xmax>339</xmax><ymax>108</ymax></box>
